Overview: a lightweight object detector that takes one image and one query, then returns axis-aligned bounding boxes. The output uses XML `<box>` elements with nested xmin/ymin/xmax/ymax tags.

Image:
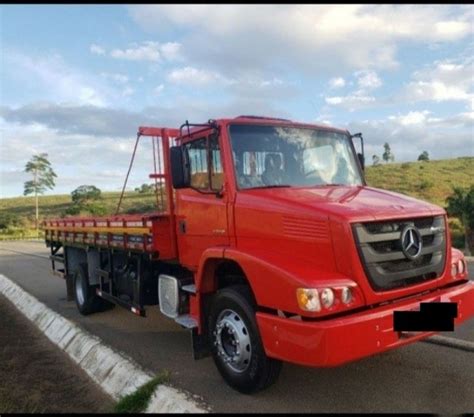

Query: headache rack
<box><xmin>43</xmin><ymin>126</ymin><xmax>180</xmax><ymax>259</ymax></box>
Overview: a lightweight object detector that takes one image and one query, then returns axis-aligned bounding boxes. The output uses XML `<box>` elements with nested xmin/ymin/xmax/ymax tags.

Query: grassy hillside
<box><xmin>1</xmin><ymin>157</ymin><xmax>472</xmax><ymax>246</ymax></box>
<box><xmin>0</xmin><ymin>192</ymin><xmax>158</xmax><ymax>221</ymax></box>
<box><xmin>365</xmin><ymin>157</ymin><xmax>473</xmax><ymax>208</ymax></box>
<box><xmin>0</xmin><ymin>191</ymin><xmax>158</xmax><ymax>239</ymax></box>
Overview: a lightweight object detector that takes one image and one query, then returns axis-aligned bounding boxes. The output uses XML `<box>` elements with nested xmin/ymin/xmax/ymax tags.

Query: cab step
<box><xmin>175</xmin><ymin>315</ymin><xmax>198</xmax><ymax>329</ymax></box>
<box><xmin>181</xmin><ymin>284</ymin><xmax>196</xmax><ymax>294</ymax></box>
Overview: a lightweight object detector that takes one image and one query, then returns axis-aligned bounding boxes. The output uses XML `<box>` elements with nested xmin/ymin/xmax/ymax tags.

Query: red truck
<box><xmin>44</xmin><ymin>116</ymin><xmax>474</xmax><ymax>393</ymax></box>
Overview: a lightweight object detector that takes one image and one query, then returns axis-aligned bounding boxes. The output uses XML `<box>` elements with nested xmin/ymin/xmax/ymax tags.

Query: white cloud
<box><xmin>110</xmin><ymin>41</ymin><xmax>181</xmax><ymax>62</ymax></box>
<box><xmin>167</xmin><ymin>66</ymin><xmax>230</xmax><ymax>86</ymax></box>
<box><xmin>347</xmin><ymin>109</ymin><xmax>474</xmax><ymax>161</ymax></box>
<box><xmin>4</xmin><ymin>51</ymin><xmax>107</xmax><ymax>107</ymax></box>
<box><xmin>325</xmin><ymin>70</ymin><xmax>382</xmax><ymax>110</ymax></box>
<box><xmin>355</xmin><ymin>70</ymin><xmax>382</xmax><ymax>90</ymax></box>
<box><xmin>159</xmin><ymin>42</ymin><xmax>182</xmax><ymax>61</ymax></box>
<box><xmin>128</xmin><ymin>5</ymin><xmax>472</xmax><ymax>75</ymax></box>
<box><xmin>401</xmin><ymin>56</ymin><xmax>473</xmax><ymax>104</ymax></box>
<box><xmin>259</xmin><ymin>77</ymin><xmax>283</xmax><ymax>88</ymax></box>
<box><xmin>154</xmin><ymin>84</ymin><xmax>164</xmax><ymax>95</ymax></box>
<box><xmin>90</xmin><ymin>43</ymin><xmax>105</xmax><ymax>55</ymax></box>
<box><xmin>101</xmin><ymin>72</ymin><xmax>129</xmax><ymax>84</ymax></box>
<box><xmin>329</xmin><ymin>77</ymin><xmax>346</xmax><ymax>89</ymax></box>
<box><xmin>111</xmin><ymin>42</ymin><xmax>160</xmax><ymax>61</ymax></box>
<box><xmin>388</xmin><ymin>110</ymin><xmax>431</xmax><ymax>126</ymax></box>
<box><xmin>325</xmin><ymin>94</ymin><xmax>376</xmax><ymax>111</ymax></box>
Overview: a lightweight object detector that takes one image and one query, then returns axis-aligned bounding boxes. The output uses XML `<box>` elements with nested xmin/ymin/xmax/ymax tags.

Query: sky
<box><xmin>0</xmin><ymin>4</ymin><xmax>473</xmax><ymax>197</ymax></box>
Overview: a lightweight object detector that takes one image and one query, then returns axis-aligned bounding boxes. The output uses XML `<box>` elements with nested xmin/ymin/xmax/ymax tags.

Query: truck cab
<box><xmin>168</xmin><ymin>116</ymin><xmax>473</xmax><ymax>391</ymax></box>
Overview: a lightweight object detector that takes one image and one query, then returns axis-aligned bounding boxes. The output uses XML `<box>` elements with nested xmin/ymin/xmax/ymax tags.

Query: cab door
<box><xmin>175</xmin><ymin>133</ymin><xmax>230</xmax><ymax>269</ymax></box>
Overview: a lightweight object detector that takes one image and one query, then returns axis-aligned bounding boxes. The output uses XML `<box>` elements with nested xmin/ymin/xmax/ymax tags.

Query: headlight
<box><xmin>296</xmin><ymin>282</ymin><xmax>362</xmax><ymax>315</ymax></box>
<box><xmin>340</xmin><ymin>287</ymin><xmax>353</xmax><ymax>304</ymax></box>
<box><xmin>458</xmin><ymin>259</ymin><xmax>465</xmax><ymax>275</ymax></box>
<box><xmin>320</xmin><ymin>288</ymin><xmax>335</xmax><ymax>308</ymax></box>
<box><xmin>296</xmin><ymin>288</ymin><xmax>321</xmax><ymax>312</ymax></box>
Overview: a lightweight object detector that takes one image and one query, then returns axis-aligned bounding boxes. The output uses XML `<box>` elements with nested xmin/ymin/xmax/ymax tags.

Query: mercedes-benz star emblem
<box><xmin>400</xmin><ymin>225</ymin><xmax>423</xmax><ymax>260</ymax></box>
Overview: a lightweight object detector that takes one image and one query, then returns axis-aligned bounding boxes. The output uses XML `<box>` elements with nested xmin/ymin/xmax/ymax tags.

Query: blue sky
<box><xmin>1</xmin><ymin>5</ymin><xmax>473</xmax><ymax>197</ymax></box>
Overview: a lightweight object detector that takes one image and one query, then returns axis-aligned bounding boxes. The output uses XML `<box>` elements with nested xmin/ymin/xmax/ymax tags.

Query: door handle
<box><xmin>178</xmin><ymin>220</ymin><xmax>187</xmax><ymax>234</ymax></box>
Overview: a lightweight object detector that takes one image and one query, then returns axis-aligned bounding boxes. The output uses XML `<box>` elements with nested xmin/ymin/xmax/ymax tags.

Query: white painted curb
<box><xmin>0</xmin><ymin>273</ymin><xmax>209</xmax><ymax>413</ymax></box>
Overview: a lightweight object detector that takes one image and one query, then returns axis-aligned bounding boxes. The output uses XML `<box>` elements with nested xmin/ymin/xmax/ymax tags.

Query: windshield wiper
<box><xmin>311</xmin><ymin>183</ymin><xmax>346</xmax><ymax>188</ymax></box>
<box><xmin>245</xmin><ymin>184</ymin><xmax>293</xmax><ymax>190</ymax></box>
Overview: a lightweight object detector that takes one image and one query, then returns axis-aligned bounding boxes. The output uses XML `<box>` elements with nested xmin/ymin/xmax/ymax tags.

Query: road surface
<box><xmin>0</xmin><ymin>241</ymin><xmax>473</xmax><ymax>413</ymax></box>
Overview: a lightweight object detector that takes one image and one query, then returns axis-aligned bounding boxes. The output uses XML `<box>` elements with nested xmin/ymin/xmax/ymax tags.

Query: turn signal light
<box><xmin>296</xmin><ymin>288</ymin><xmax>321</xmax><ymax>312</ymax></box>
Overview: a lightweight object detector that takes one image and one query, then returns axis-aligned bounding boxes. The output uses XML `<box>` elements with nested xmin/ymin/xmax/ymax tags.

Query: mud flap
<box><xmin>66</xmin><ymin>273</ymin><xmax>74</xmax><ymax>301</ymax></box>
<box><xmin>191</xmin><ymin>328</ymin><xmax>211</xmax><ymax>360</ymax></box>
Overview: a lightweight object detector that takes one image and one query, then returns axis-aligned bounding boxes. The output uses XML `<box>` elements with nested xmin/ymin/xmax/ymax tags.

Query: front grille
<box><xmin>353</xmin><ymin>216</ymin><xmax>446</xmax><ymax>291</ymax></box>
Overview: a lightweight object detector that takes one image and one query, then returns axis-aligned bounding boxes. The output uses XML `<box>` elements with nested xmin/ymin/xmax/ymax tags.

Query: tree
<box><xmin>372</xmin><ymin>155</ymin><xmax>381</xmax><ymax>166</ymax></box>
<box><xmin>24</xmin><ymin>153</ymin><xmax>57</xmax><ymax>233</ymax></box>
<box><xmin>66</xmin><ymin>185</ymin><xmax>107</xmax><ymax>217</ymax></box>
<box><xmin>71</xmin><ymin>185</ymin><xmax>101</xmax><ymax>205</ymax></box>
<box><xmin>0</xmin><ymin>212</ymin><xmax>23</xmax><ymax>230</ymax></box>
<box><xmin>446</xmin><ymin>185</ymin><xmax>474</xmax><ymax>255</ymax></box>
<box><xmin>382</xmin><ymin>143</ymin><xmax>394</xmax><ymax>163</ymax></box>
<box><xmin>418</xmin><ymin>151</ymin><xmax>429</xmax><ymax>161</ymax></box>
<box><xmin>134</xmin><ymin>183</ymin><xmax>154</xmax><ymax>194</ymax></box>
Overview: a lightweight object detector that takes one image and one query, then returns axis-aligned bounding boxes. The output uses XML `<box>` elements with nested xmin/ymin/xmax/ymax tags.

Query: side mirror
<box><xmin>357</xmin><ymin>153</ymin><xmax>365</xmax><ymax>171</ymax></box>
<box><xmin>170</xmin><ymin>146</ymin><xmax>190</xmax><ymax>189</ymax></box>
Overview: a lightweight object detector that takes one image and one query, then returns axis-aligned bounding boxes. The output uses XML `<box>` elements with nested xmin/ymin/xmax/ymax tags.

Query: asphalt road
<box><xmin>0</xmin><ymin>241</ymin><xmax>473</xmax><ymax>413</ymax></box>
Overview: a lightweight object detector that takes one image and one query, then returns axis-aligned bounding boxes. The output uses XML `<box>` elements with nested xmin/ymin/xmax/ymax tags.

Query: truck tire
<box><xmin>208</xmin><ymin>285</ymin><xmax>282</xmax><ymax>394</ymax></box>
<box><xmin>73</xmin><ymin>263</ymin><xmax>112</xmax><ymax>315</ymax></box>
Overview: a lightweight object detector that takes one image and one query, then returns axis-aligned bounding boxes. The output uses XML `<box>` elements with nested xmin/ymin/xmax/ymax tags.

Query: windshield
<box><xmin>229</xmin><ymin>124</ymin><xmax>363</xmax><ymax>189</ymax></box>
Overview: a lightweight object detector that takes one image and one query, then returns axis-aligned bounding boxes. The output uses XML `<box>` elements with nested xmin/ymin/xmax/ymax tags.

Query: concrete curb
<box><xmin>0</xmin><ymin>273</ymin><xmax>209</xmax><ymax>413</ymax></box>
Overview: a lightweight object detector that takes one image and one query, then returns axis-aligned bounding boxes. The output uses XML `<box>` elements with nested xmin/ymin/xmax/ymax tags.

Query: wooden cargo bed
<box><xmin>43</xmin><ymin>213</ymin><xmax>177</xmax><ymax>260</ymax></box>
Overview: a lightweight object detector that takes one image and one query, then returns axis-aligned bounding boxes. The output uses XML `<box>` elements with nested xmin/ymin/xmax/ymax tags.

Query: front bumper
<box><xmin>256</xmin><ymin>280</ymin><xmax>474</xmax><ymax>367</ymax></box>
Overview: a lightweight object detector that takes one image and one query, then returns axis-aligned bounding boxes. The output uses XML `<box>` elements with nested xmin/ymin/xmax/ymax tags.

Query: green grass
<box><xmin>114</xmin><ymin>372</ymin><xmax>170</xmax><ymax>414</ymax></box>
<box><xmin>0</xmin><ymin>191</ymin><xmax>161</xmax><ymax>221</ymax></box>
<box><xmin>365</xmin><ymin>156</ymin><xmax>474</xmax><ymax>208</ymax></box>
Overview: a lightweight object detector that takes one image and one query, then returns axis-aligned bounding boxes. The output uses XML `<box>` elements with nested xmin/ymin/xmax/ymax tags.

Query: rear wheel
<box><xmin>208</xmin><ymin>285</ymin><xmax>282</xmax><ymax>394</ymax></box>
<box><xmin>73</xmin><ymin>263</ymin><xmax>113</xmax><ymax>315</ymax></box>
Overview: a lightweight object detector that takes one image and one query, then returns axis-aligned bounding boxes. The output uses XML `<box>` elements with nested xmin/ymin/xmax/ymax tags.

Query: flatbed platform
<box><xmin>43</xmin><ymin>213</ymin><xmax>177</xmax><ymax>259</ymax></box>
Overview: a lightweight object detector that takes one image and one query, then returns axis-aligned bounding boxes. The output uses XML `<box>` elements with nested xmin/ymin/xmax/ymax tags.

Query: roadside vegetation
<box><xmin>114</xmin><ymin>372</ymin><xmax>170</xmax><ymax>413</ymax></box>
<box><xmin>1</xmin><ymin>157</ymin><xmax>473</xmax><ymax>252</ymax></box>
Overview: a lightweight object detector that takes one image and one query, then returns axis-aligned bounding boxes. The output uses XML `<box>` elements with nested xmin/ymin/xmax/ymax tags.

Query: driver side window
<box><xmin>186</xmin><ymin>138</ymin><xmax>209</xmax><ymax>190</ymax></box>
<box><xmin>185</xmin><ymin>135</ymin><xmax>224</xmax><ymax>191</ymax></box>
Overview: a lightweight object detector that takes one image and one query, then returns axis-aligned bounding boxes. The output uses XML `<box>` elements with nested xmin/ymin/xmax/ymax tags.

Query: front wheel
<box><xmin>208</xmin><ymin>285</ymin><xmax>282</xmax><ymax>394</ymax></box>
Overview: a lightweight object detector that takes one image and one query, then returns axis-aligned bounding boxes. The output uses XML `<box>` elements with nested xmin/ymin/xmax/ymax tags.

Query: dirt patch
<box><xmin>0</xmin><ymin>295</ymin><xmax>115</xmax><ymax>413</ymax></box>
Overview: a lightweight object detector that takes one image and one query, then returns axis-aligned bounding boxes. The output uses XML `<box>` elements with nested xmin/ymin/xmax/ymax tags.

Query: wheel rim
<box><xmin>214</xmin><ymin>309</ymin><xmax>252</xmax><ymax>373</ymax></box>
<box><xmin>75</xmin><ymin>274</ymin><xmax>85</xmax><ymax>306</ymax></box>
